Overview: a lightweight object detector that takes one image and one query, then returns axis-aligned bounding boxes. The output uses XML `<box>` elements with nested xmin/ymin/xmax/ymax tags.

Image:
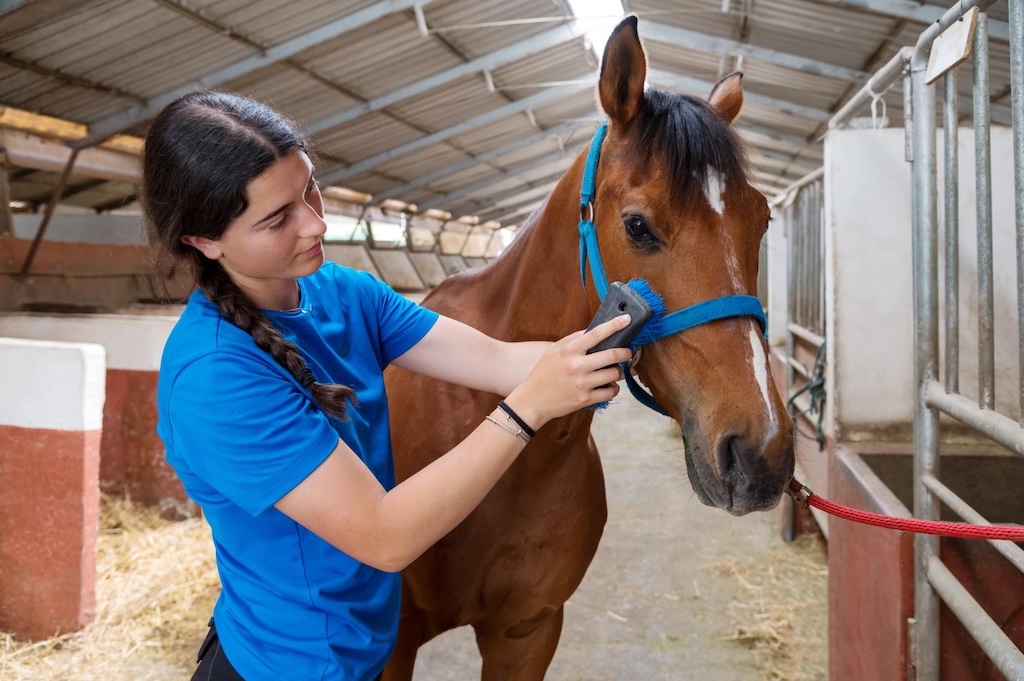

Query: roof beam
<box><xmin>319</xmin><ymin>81</ymin><xmax>591</xmax><ymax>186</ymax></box>
<box><xmin>642</xmin><ymin>22</ymin><xmax>867</xmax><ymax>82</ymax></box>
<box><xmin>72</xmin><ymin>0</ymin><xmax>433</xmax><ymax>149</ymax></box>
<box><xmin>476</xmin><ymin>193</ymin><xmax>549</xmax><ymax>223</ymax></box>
<box><xmin>306</xmin><ymin>20</ymin><xmax>587</xmax><ymax>134</ymax></box>
<box><xmin>451</xmin><ymin>169</ymin><xmax>566</xmax><ymax>216</ymax></box>
<box><xmin>0</xmin><ymin>0</ymin><xmax>31</xmax><ymax>17</ymax></box>
<box><xmin>415</xmin><ymin>140</ymin><xmax>586</xmax><ymax>212</ymax></box>
<box><xmin>490</xmin><ymin>201</ymin><xmax>545</xmax><ymax>225</ymax></box>
<box><xmin>648</xmin><ymin>68</ymin><xmax>832</xmax><ymax>122</ymax></box>
<box><xmin>737</xmin><ymin>122</ymin><xmax>820</xmax><ymax>150</ymax></box>
<box><xmin>373</xmin><ymin>120</ymin><xmax>589</xmax><ymax>203</ymax></box>
<box><xmin>818</xmin><ymin>0</ymin><xmax>1009</xmax><ymax>41</ymax></box>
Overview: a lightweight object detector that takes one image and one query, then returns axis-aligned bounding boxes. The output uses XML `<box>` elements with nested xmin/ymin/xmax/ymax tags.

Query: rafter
<box><xmin>642</xmin><ymin>22</ymin><xmax>867</xmax><ymax>82</ymax></box>
<box><xmin>415</xmin><ymin>140</ymin><xmax>586</xmax><ymax>212</ymax></box>
<box><xmin>306</xmin><ymin>21</ymin><xmax>587</xmax><ymax>134</ymax></box>
<box><xmin>372</xmin><ymin>120</ymin><xmax>589</xmax><ymax>203</ymax></box>
<box><xmin>71</xmin><ymin>0</ymin><xmax>434</xmax><ymax>149</ymax></box>
<box><xmin>318</xmin><ymin>82</ymin><xmax>591</xmax><ymax>187</ymax></box>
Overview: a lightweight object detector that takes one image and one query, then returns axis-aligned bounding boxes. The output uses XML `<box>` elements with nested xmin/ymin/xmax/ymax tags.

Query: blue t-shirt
<box><xmin>156</xmin><ymin>263</ymin><xmax>438</xmax><ymax>681</ymax></box>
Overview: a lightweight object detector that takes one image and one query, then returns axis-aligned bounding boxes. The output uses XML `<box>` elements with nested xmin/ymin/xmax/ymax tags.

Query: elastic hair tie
<box><xmin>497</xmin><ymin>400</ymin><xmax>537</xmax><ymax>439</ymax></box>
<box><xmin>296</xmin><ymin>367</ymin><xmax>317</xmax><ymax>390</ymax></box>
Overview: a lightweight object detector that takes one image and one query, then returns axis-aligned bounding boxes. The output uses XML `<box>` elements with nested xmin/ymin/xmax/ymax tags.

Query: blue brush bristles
<box><xmin>625</xmin><ymin>278</ymin><xmax>667</xmax><ymax>350</ymax></box>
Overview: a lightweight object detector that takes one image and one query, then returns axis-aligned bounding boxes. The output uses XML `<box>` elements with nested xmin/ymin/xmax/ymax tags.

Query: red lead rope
<box><xmin>787</xmin><ymin>478</ymin><xmax>1024</xmax><ymax>541</ymax></box>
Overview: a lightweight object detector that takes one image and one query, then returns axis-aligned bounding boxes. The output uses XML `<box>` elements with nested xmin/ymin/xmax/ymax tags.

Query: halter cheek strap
<box><xmin>578</xmin><ymin>122</ymin><xmax>768</xmax><ymax>417</ymax></box>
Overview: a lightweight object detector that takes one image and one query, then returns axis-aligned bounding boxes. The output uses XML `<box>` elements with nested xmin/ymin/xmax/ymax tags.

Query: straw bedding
<box><xmin>1</xmin><ymin>495</ymin><xmax>827</xmax><ymax>680</ymax></box>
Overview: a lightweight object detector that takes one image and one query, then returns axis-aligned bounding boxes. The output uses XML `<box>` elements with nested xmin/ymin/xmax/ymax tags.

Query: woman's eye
<box><xmin>623</xmin><ymin>215</ymin><xmax>656</xmax><ymax>245</ymax></box>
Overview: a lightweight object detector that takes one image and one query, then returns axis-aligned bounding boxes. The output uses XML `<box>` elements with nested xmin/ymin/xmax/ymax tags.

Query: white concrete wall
<box><xmin>13</xmin><ymin>214</ymin><xmax>146</xmax><ymax>246</ymax></box>
<box><xmin>826</xmin><ymin>126</ymin><xmax>1020</xmax><ymax>435</ymax></box>
<box><xmin>0</xmin><ymin>337</ymin><xmax>106</xmax><ymax>430</ymax></box>
<box><xmin>0</xmin><ymin>313</ymin><xmax>178</xmax><ymax>371</ymax></box>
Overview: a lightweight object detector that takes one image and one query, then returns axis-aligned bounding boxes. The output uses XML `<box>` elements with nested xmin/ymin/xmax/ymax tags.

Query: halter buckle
<box><xmin>628</xmin><ymin>346</ymin><xmax>642</xmax><ymax>371</ymax></box>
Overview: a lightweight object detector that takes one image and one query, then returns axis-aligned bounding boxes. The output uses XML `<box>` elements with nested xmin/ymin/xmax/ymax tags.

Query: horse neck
<box><xmin>472</xmin><ymin>155</ymin><xmax>593</xmax><ymax>341</ymax></box>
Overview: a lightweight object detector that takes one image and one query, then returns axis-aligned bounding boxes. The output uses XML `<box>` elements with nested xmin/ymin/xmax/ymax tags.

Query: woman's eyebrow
<box><xmin>253</xmin><ymin>203</ymin><xmax>289</xmax><ymax>227</ymax></box>
<box><xmin>252</xmin><ymin>169</ymin><xmax>315</xmax><ymax>227</ymax></box>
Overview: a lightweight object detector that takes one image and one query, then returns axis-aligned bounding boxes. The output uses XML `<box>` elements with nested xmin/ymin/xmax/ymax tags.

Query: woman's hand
<box><xmin>502</xmin><ymin>314</ymin><xmax>634</xmax><ymax>430</ymax></box>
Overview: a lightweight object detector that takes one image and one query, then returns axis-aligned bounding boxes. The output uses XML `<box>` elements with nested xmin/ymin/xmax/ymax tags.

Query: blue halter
<box><xmin>578</xmin><ymin>122</ymin><xmax>768</xmax><ymax>416</ymax></box>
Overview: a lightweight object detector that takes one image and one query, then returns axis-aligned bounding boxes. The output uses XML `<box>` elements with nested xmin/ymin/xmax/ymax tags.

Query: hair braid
<box><xmin>198</xmin><ymin>261</ymin><xmax>356</xmax><ymax>419</ymax></box>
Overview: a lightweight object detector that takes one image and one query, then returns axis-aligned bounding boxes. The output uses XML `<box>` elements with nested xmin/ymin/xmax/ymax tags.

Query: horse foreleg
<box><xmin>381</xmin><ymin>609</ymin><xmax>429</xmax><ymax>681</ymax></box>
<box><xmin>473</xmin><ymin>607</ymin><xmax>564</xmax><ymax>681</ymax></box>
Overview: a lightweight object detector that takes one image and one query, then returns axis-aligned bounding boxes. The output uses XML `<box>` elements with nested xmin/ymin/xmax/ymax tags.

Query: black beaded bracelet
<box><xmin>497</xmin><ymin>400</ymin><xmax>536</xmax><ymax>439</ymax></box>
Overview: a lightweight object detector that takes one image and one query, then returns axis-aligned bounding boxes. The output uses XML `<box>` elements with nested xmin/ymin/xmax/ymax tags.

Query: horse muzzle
<box><xmin>682</xmin><ymin>427</ymin><xmax>794</xmax><ymax>516</ymax></box>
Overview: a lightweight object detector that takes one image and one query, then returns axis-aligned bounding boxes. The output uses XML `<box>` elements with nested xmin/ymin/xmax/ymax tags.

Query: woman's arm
<box><xmin>275</xmin><ymin>315</ymin><xmax>632</xmax><ymax>572</ymax></box>
<box><xmin>391</xmin><ymin>316</ymin><xmax>552</xmax><ymax>396</ymax></box>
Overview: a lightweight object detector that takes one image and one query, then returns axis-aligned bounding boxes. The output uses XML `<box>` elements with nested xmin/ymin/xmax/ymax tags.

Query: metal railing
<box><xmin>905</xmin><ymin>1</ymin><xmax>1024</xmax><ymax>678</ymax></box>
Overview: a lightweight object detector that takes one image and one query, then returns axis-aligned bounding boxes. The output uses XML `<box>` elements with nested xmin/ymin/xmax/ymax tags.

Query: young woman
<box><xmin>143</xmin><ymin>90</ymin><xmax>632</xmax><ymax>681</ymax></box>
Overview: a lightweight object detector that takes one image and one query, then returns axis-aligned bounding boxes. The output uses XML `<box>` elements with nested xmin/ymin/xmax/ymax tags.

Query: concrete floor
<box><xmin>411</xmin><ymin>391</ymin><xmax>789</xmax><ymax>680</ymax></box>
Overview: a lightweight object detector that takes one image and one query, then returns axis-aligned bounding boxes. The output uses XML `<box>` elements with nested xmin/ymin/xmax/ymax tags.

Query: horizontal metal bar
<box><xmin>769</xmin><ymin>167</ymin><xmax>824</xmax><ymax>207</ymax></box>
<box><xmin>920</xmin><ymin>473</ymin><xmax>1024</xmax><ymax>572</ymax></box>
<box><xmin>787</xmin><ymin>322</ymin><xmax>825</xmax><ymax>348</ymax></box>
<box><xmin>928</xmin><ymin>556</ymin><xmax>1024</xmax><ymax>678</ymax></box>
<box><xmin>787</xmin><ymin>356</ymin><xmax>810</xmax><ymax>379</ymax></box>
<box><xmin>830</xmin><ymin>47</ymin><xmax>911</xmax><ymax>129</ymax></box>
<box><xmin>912</xmin><ymin>0</ymin><xmax>1002</xmax><ymax>69</ymax></box>
<box><xmin>924</xmin><ymin>380</ymin><xmax>1024</xmax><ymax>456</ymax></box>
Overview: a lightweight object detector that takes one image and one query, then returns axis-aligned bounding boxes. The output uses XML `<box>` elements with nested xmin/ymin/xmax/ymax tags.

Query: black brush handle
<box><xmin>585</xmin><ymin>282</ymin><xmax>653</xmax><ymax>354</ymax></box>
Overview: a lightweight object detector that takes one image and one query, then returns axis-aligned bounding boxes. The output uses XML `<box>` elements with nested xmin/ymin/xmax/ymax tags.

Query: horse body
<box><xmin>384</xmin><ymin>159</ymin><xmax>606</xmax><ymax>677</ymax></box>
<box><xmin>383</xmin><ymin>16</ymin><xmax>794</xmax><ymax>680</ymax></box>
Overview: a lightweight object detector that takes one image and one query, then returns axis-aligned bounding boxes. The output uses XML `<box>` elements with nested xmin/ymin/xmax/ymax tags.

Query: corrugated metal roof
<box><xmin>1</xmin><ymin>0</ymin><xmax>1017</xmax><ymax>234</ymax></box>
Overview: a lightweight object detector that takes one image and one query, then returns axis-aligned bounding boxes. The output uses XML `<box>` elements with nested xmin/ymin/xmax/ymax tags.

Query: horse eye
<box><xmin>623</xmin><ymin>215</ymin><xmax>657</xmax><ymax>245</ymax></box>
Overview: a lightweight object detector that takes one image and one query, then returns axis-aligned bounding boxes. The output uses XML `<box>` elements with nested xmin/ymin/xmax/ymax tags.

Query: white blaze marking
<box><xmin>704</xmin><ymin>166</ymin><xmax>725</xmax><ymax>215</ymax></box>
<box><xmin>749</xmin><ymin>326</ymin><xmax>778</xmax><ymax>438</ymax></box>
<box><xmin>705</xmin><ymin>165</ymin><xmax>775</xmax><ymax>438</ymax></box>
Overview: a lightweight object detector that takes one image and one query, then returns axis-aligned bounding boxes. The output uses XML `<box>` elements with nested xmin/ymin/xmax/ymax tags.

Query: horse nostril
<box><xmin>717</xmin><ymin>434</ymin><xmax>758</xmax><ymax>483</ymax></box>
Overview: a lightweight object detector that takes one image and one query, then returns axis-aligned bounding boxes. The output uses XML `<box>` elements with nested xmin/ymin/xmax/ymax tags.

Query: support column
<box><xmin>0</xmin><ymin>338</ymin><xmax>105</xmax><ymax>640</ymax></box>
<box><xmin>0</xmin><ymin>164</ymin><xmax>13</xmax><ymax>237</ymax></box>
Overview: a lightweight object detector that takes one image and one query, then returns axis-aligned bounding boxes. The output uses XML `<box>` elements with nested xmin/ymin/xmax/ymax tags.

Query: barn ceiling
<box><xmin>0</xmin><ymin>0</ymin><xmax>1016</xmax><ymax>232</ymax></box>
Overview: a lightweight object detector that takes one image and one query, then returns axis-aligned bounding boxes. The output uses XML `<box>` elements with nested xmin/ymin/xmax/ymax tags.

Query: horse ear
<box><xmin>708</xmin><ymin>72</ymin><xmax>744</xmax><ymax>124</ymax></box>
<box><xmin>598</xmin><ymin>16</ymin><xmax>646</xmax><ymax>128</ymax></box>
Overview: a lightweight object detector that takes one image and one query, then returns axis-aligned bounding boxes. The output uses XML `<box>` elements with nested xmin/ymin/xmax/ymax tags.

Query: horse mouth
<box><xmin>682</xmin><ymin>431</ymin><xmax>789</xmax><ymax>516</ymax></box>
<box><xmin>683</xmin><ymin>436</ymin><xmax>716</xmax><ymax>508</ymax></box>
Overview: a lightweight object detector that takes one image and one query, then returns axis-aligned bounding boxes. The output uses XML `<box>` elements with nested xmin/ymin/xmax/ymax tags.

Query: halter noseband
<box><xmin>578</xmin><ymin>122</ymin><xmax>768</xmax><ymax>416</ymax></box>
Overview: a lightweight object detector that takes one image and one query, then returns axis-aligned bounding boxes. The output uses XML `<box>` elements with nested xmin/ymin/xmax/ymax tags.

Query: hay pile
<box><xmin>0</xmin><ymin>494</ymin><xmax>219</xmax><ymax>681</ymax></box>
<box><xmin>715</xmin><ymin>533</ymin><xmax>829</xmax><ymax>681</ymax></box>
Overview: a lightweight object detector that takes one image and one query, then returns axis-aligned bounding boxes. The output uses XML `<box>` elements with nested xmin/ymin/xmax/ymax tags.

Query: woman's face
<box><xmin>183</xmin><ymin>149</ymin><xmax>327</xmax><ymax>310</ymax></box>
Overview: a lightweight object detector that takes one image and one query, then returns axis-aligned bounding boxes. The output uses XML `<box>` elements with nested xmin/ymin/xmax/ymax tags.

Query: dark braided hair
<box><xmin>141</xmin><ymin>90</ymin><xmax>355</xmax><ymax>419</ymax></box>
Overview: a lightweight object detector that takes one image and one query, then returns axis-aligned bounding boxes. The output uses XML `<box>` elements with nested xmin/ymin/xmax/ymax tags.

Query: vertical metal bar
<box><xmin>1009</xmin><ymin>0</ymin><xmax>1024</xmax><ymax>425</ymax></box>
<box><xmin>974</xmin><ymin>13</ymin><xmax>995</xmax><ymax>410</ymax></box>
<box><xmin>18</xmin><ymin>148</ymin><xmax>80</xmax><ymax>277</ymax></box>
<box><xmin>944</xmin><ymin>71</ymin><xmax>960</xmax><ymax>393</ymax></box>
<box><xmin>786</xmin><ymin>202</ymin><xmax>796</xmax><ymax>389</ymax></box>
<box><xmin>817</xmin><ymin>181</ymin><xmax>825</xmax><ymax>335</ymax></box>
<box><xmin>910</xmin><ymin>59</ymin><xmax>941</xmax><ymax>681</ymax></box>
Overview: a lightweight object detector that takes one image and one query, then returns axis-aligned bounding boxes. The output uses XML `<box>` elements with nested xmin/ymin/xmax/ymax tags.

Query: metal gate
<box><xmin>825</xmin><ymin>0</ymin><xmax>1024</xmax><ymax>677</ymax></box>
<box><xmin>909</xmin><ymin>1</ymin><xmax>1024</xmax><ymax>677</ymax></box>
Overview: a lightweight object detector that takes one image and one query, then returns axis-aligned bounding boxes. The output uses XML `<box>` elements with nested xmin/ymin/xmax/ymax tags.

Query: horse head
<box><xmin>584</xmin><ymin>17</ymin><xmax>794</xmax><ymax>515</ymax></box>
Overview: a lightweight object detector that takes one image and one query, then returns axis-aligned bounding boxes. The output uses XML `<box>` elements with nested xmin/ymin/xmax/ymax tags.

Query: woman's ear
<box><xmin>181</xmin><ymin>235</ymin><xmax>222</xmax><ymax>260</ymax></box>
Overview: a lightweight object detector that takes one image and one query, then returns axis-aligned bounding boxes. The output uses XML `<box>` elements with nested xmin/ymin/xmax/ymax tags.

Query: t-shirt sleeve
<box><xmin>356</xmin><ymin>270</ymin><xmax>439</xmax><ymax>365</ymax></box>
<box><xmin>166</xmin><ymin>353</ymin><xmax>340</xmax><ymax>516</ymax></box>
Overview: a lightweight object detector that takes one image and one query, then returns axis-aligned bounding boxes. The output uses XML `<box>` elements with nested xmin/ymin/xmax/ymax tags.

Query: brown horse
<box><xmin>383</xmin><ymin>16</ymin><xmax>794</xmax><ymax>680</ymax></box>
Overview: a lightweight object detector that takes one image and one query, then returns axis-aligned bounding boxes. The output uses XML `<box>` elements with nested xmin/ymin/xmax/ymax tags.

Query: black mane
<box><xmin>626</xmin><ymin>88</ymin><xmax>749</xmax><ymax>210</ymax></box>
